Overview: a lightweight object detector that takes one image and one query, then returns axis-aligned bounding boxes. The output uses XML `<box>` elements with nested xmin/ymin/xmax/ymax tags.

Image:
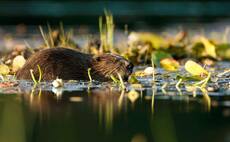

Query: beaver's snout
<box><xmin>126</xmin><ymin>63</ymin><xmax>134</xmax><ymax>75</ymax></box>
<box><xmin>123</xmin><ymin>76</ymin><xmax>129</xmax><ymax>81</ymax></box>
<box><xmin>123</xmin><ymin>62</ymin><xmax>134</xmax><ymax>81</ymax></box>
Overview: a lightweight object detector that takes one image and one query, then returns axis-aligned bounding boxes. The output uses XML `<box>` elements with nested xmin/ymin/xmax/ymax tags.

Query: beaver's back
<box><xmin>16</xmin><ymin>48</ymin><xmax>93</xmax><ymax>81</ymax></box>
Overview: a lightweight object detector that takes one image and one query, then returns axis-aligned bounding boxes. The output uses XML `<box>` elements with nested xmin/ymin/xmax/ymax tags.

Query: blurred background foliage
<box><xmin>1</xmin><ymin>0</ymin><xmax>230</xmax><ymax>26</ymax></box>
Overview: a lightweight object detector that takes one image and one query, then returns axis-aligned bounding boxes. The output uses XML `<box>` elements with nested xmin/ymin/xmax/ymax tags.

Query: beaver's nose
<box><xmin>123</xmin><ymin>75</ymin><xmax>129</xmax><ymax>81</ymax></box>
<box><xmin>126</xmin><ymin>63</ymin><xmax>134</xmax><ymax>74</ymax></box>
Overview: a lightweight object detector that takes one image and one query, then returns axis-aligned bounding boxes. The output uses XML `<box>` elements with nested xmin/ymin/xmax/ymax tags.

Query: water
<box><xmin>0</xmin><ymin>71</ymin><xmax>229</xmax><ymax>142</ymax></box>
<box><xmin>1</xmin><ymin>90</ymin><xmax>230</xmax><ymax>142</ymax></box>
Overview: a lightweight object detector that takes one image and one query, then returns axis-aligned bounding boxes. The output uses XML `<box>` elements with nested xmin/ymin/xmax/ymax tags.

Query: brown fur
<box><xmin>16</xmin><ymin>47</ymin><xmax>133</xmax><ymax>81</ymax></box>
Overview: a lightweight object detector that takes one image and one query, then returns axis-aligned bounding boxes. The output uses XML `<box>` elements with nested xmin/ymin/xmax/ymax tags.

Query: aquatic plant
<box><xmin>110</xmin><ymin>73</ymin><xmax>125</xmax><ymax>90</ymax></box>
<box><xmin>184</xmin><ymin>60</ymin><xmax>208</xmax><ymax>79</ymax></box>
<box><xmin>176</xmin><ymin>60</ymin><xmax>212</xmax><ymax>102</ymax></box>
<box><xmin>161</xmin><ymin>82</ymin><xmax>168</xmax><ymax>94</ymax></box>
<box><xmin>30</xmin><ymin>65</ymin><xmax>42</xmax><ymax>85</ymax></box>
<box><xmin>117</xmin><ymin>73</ymin><xmax>125</xmax><ymax>90</ymax></box>
<box><xmin>110</xmin><ymin>75</ymin><xmax>120</xmax><ymax>84</ymax></box>
<box><xmin>88</xmin><ymin>68</ymin><xmax>92</xmax><ymax>82</ymax></box>
<box><xmin>99</xmin><ymin>10</ymin><xmax>114</xmax><ymax>53</ymax></box>
<box><xmin>217</xmin><ymin>69</ymin><xmax>230</xmax><ymax>77</ymax></box>
<box><xmin>176</xmin><ymin>78</ymin><xmax>183</xmax><ymax>92</ymax></box>
<box><xmin>39</xmin><ymin>23</ymin><xmax>76</xmax><ymax>48</ymax></box>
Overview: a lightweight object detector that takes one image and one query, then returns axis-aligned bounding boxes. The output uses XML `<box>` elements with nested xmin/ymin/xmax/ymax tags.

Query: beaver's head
<box><xmin>92</xmin><ymin>54</ymin><xmax>134</xmax><ymax>81</ymax></box>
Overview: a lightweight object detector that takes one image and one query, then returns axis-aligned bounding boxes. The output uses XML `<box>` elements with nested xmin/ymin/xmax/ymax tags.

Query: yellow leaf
<box><xmin>12</xmin><ymin>55</ymin><xmax>26</xmax><ymax>72</ymax></box>
<box><xmin>160</xmin><ymin>58</ymin><xmax>180</xmax><ymax>71</ymax></box>
<box><xmin>0</xmin><ymin>64</ymin><xmax>10</xmax><ymax>75</ymax></box>
<box><xmin>200</xmin><ymin>37</ymin><xmax>217</xmax><ymax>58</ymax></box>
<box><xmin>134</xmin><ymin>71</ymin><xmax>146</xmax><ymax>77</ymax></box>
<box><xmin>185</xmin><ymin>60</ymin><xmax>208</xmax><ymax>76</ymax></box>
<box><xmin>128</xmin><ymin>32</ymin><xmax>168</xmax><ymax>49</ymax></box>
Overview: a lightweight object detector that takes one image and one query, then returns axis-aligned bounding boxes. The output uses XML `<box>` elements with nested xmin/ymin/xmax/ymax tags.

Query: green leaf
<box><xmin>216</xmin><ymin>43</ymin><xmax>230</xmax><ymax>60</ymax></box>
<box><xmin>128</xmin><ymin>74</ymin><xmax>139</xmax><ymax>84</ymax></box>
<box><xmin>151</xmin><ymin>51</ymin><xmax>172</xmax><ymax>66</ymax></box>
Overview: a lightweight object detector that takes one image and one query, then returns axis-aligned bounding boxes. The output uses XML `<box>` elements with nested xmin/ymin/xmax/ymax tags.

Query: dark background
<box><xmin>1</xmin><ymin>0</ymin><xmax>230</xmax><ymax>26</ymax></box>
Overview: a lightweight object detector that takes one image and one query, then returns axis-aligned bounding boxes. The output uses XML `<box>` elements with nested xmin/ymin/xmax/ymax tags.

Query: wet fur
<box><xmin>16</xmin><ymin>48</ymin><xmax>132</xmax><ymax>81</ymax></box>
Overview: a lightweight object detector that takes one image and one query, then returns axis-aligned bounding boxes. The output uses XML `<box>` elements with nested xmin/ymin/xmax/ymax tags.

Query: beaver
<box><xmin>16</xmin><ymin>47</ymin><xmax>133</xmax><ymax>81</ymax></box>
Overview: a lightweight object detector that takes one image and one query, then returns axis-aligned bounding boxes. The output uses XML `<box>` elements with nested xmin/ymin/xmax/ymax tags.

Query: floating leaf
<box><xmin>160</xmin><ymin>58</ymin><xmax>180</xmax><ymax>71</ymax></box>
<box><xmin>12</xmin><ymin>55</ymin><xmax>26</xmax><ymax>72</ymax></box>
<box><xmin>185</xmin><ymin>60</ymin><xmax>208</xmax><ymax>77</ymax></box>
<box><xmin>200</xmin><ymin>37</ymin><xmax>217</xmax><ymax>58</ymax></box>
<box><xmin>0</xmin><ymin>64</ymin><xmax>10</xmax><ymax>75</ymax></box>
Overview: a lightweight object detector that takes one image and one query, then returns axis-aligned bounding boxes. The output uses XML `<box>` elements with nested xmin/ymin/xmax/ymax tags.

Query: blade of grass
<box><xmin>39</xmin><ymin>26</ymin><xmax>50</xmax><ymax>48</ymax></box>
<box><xmin>88</xmin><ymin>68</ymin><xmax>92</xmax><ymax>82</ymax></box>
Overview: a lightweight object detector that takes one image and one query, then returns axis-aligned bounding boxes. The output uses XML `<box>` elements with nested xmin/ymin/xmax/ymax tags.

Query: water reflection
<box><xmin>0</xmin><ymin>87</ymin><xmax>230</xmax><ymax>142</ymax></box>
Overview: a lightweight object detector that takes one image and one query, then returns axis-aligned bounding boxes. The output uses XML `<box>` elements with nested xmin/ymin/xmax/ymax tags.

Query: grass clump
<box><xmin>39</xmin><ymin>23</ymin><xmax>77</xmax><ymax>49</ymax></box>
<box><xmin>110</xmin><ymin>73</ymin><xmax>126</xmax><ymax>90</ymax></box>
<box><xmin>99</xmin><ymin>10</ymin><xmax>114</xmax><ymax>53</ymax></box>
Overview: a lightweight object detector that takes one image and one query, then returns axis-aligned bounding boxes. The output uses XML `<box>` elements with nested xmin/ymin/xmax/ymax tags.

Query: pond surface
<box><xmin>1</xmin><ymin>89</ymin><xmax>230</xmax><ymax>142</ymax></box>
<box><xmin>0</xmin><ymin>63</ymin><xmax>229</xmax><ymax>142</ymax></box>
